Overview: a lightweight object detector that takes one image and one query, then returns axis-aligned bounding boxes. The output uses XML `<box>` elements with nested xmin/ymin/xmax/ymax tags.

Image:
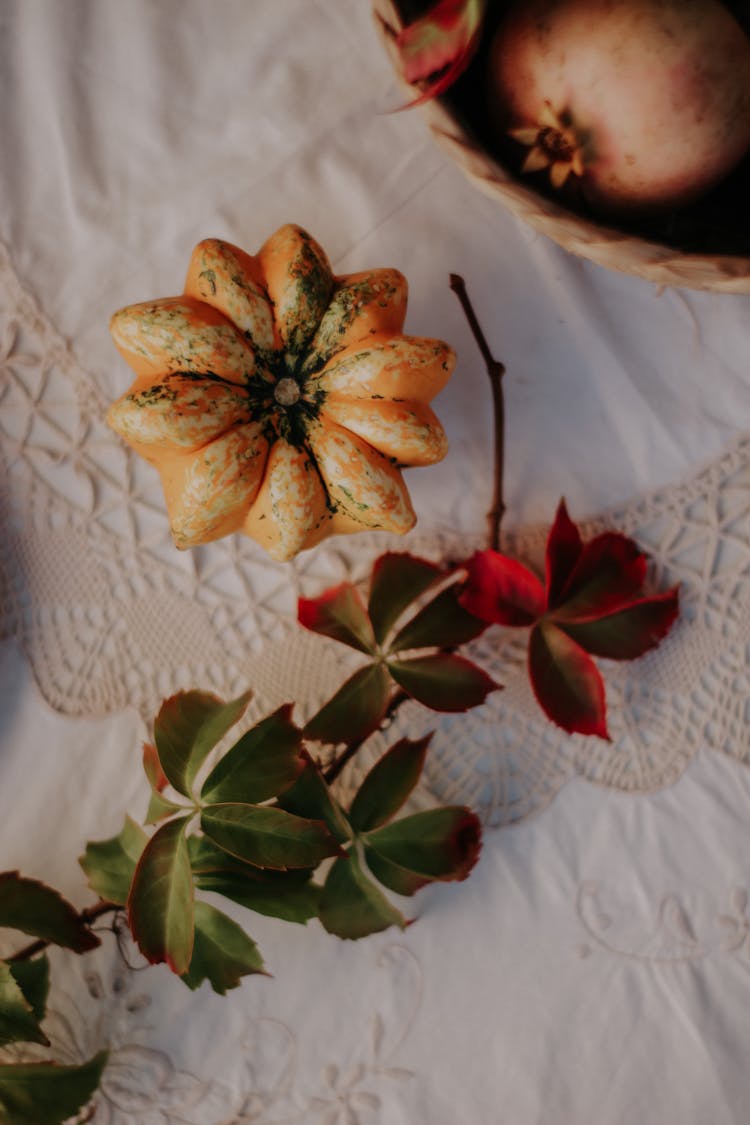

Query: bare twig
<box><xmin>449</xmin><ymin>274</ymin><xmax>506</xmax><ymax>551</ymax></box>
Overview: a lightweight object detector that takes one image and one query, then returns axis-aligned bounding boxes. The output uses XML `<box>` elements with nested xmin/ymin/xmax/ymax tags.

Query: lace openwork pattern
<box><xmin>1</xmin><ymin>239</ymin><xmax>748</xmax><ymax>826</ymax></box>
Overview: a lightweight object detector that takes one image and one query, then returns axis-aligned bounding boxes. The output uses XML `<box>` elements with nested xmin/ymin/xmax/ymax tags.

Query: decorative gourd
<box><xmin>107</xmin><ymin>225</ymin><xmax>455</xmax><ymax>561</ymax></box>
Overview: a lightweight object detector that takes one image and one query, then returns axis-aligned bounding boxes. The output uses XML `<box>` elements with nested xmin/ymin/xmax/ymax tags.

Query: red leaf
<box><xmin>558</xmin><ymin>587</ymin><xmax>680</xmax><ymax>660</ymax></box>
<box><xmin>545</xmin><ymin>499</ymin><xmax>583</xmax><ymax>610</ymax></box>
<box><xmin>460</xmin><ymin>550</ymin><xmax>545</xmax><ymax>626</ymax></box>
<box><xmin>368</xmin><ymin>552</ymin><xmax>443</xmax><ymax>646</ymax></box>
<box><xmin>556</xmin><ymin>533</ymin><xmax>647</xmax><ymax>620</ymax></box>
<box><xmin>528</xmin><ymin>621</ymin><xmax>609</xmax><ymax>740</ymax></box>
<box><xmin>392</xmin><ymin>0</ymin><xmax>487</xmax><ymax>106</ymax></box>
<box><xmin>298</xmin><ymin>583</ymin><xmax>376</xmax><ymax>655</ymax></box>
<box><xmin>388</xmin><ymin>653</ymin><xmax>500</xmax><ymax>712</ymax></box>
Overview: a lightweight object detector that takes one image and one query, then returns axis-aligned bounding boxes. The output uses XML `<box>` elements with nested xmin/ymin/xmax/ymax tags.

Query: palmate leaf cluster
<box><xmin>0</xmin><ymin>552</ymin><xmax>488</xmax><ymax>1122</ymax></box>
<box><xmin>79</xmin><ymin>682</ymin><xmax>483</xmax><ymax>991</ymax></box>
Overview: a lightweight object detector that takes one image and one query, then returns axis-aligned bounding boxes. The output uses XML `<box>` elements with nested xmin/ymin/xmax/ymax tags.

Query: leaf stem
<box><xmin>6</xmin><ymin>901</ymin><xmax>120</xmax><ymax>963</ymax></box>
<box><xmin>449</xmin><ymin>274</ymin><xmax>506</xmax><ymax>551</ymax></box>
<box><xmin>323</xmin><ymin>688</ymin><xmax>409</xmax><ymax>785</ymax></box>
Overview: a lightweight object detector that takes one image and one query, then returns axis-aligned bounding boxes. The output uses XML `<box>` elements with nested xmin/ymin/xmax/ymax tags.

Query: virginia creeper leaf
<box><xmin>366</xmin><ymin>807</ymin><xmax>482</xmax><ymax>881</ymax></box>
<box><xmin>391</xmin><ymin>0</ymin><xmax>487</xmax><ymax>107</ymax></box>
<box><xmin>201</xmin><ymin>805</ymin><xmax>343</xmax><ymax>871</ymax></box>
<box><xmin>201</xmin><ymin>705</ymin><xmax>303</xmax><ymax>806</ymax></box>
<box><xmin>145</xmin><ymin>790</ymin><xmax>186</xmax><ymax>826</ymax></box>
<box><xmin>298</xmin><ymin>583</ymin><xmax>376</xmax><ymax>654</ymax></box>
<box><xmin>278</xmin><ymin>754</ymin><xmax>352</xmax><ymax>844</ymax></box>
<box><xmin>0</xmin><ymin>873</ymin><xmax>99</xmax><ymax>953</ymax></box>
<box><xmin>304</xmin><ymin>663</ymin><xmax>391</xmax><ymax>746</ymax></box>
<box><xmin>189</xmin><ymin>837</ymin><xmax>321</xmax><ymax>923</ymax></box>
<box><xmin>142</xmin><ymin>741</ymin><xmax>168</xmax><ymax>792</ymax></box>
<box><xmin>389</xmin><ymin>583</ymin><xmax>486</xmax><ymax>652</ymax></box>
<box><xmin>528</xmin><ymin>620</ymin><xmax>609</xmax><ymax>740</ymax></box>
<box><xmin>349</xmin><ymin>736</ymin><xmax>431</xmax><ymax>833</ymax></box>
<box><xmin>181</xmin><ymin>901</ymin><xmax>267</xmax><ymax>993</ymax></box>
<box><xmin>364</xmin><ymin>846</ymin><xmax>431</xmax><ymax>897</ymax></box>
<box><xmin>388</xmin><ymin>653</ymin><xmax>499</xmax><ymax>711</ymax></box>
<box><xmin>196</xmin><ymin>871</ymin><xmax>321</xmax><ymax>925</ymax></box>
<box><xmin>460</xmin><ymin>551</ymin><xmax>546</xmax><ymax>626</ymax></box>
<box><xmin>154</xmin><ymin>688</ymin><xmax>253</xmax><ymax>798</ymax></box>
<box><xmin>127</xmin><ymin>815</ymin><xmax>195</xmax><ymax>974</ymax></box>
<box><xmin>559</xmin><ymin>589</ymin><xmax>680</xmax><ymax>660</ymax></box>
<box><xmin>318</xmin><ymin>853</ymin><xmax>406</xmax><ymax>939</ymax></box>
<box><xmin>555</xmin><ymin>533</ymin><xmax>647</xmax><ymax>619</ymax></box>
<box><xmin>0</xmin><ymin>962</ymin><xmax>49</xmax><ymax>1047</ymax></box>
<box><xmin>0</xmin><ymin>1050</ymin><xmax>107</xmax><ymax>1125</ymax></box>
<box><xmin>79</xmin><ymin>816</ymin><xmax>148</xmax><ymax>906</ymax></box>
<box><xmin>367</xmin><ymin>552</ymin><xmax>442</xmax><ymax>645</ymax></box>
<box><xmin>545</xmin><ymin>499</ymin><xmax>583</xmax><ymax>610</ymax></box>
<box><xmin>8</xmin><ymin>957</ymin><xmax>49</xmax><ymax>1024</ymax></box>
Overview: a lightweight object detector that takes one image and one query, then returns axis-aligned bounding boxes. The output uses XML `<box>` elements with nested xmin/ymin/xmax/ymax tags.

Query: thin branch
<box><xmin>6</xmin><ymin>901</ymin><xmax>121</xmax><ymax>963</ymax></box>
<box><xmin>323</xmin><ymin>688</ymin><xmax>409</xmax><ymax>786</ymax></box>
<box><xmin>449</xmin><ymin>274</ymin><xmax>506</xmax><ymax>551</ymax></box>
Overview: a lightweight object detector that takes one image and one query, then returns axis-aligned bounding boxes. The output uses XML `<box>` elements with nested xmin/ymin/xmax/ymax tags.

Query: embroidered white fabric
<box><xmin>1</xmin><ymin>237</ymin><xmax>748</xmax><ymax>827</ymax></box>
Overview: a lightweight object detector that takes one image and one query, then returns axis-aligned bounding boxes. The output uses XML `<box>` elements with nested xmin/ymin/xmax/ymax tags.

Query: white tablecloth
<box><xmin>1</xmin><ymin>3</ymin><xmax>750</xmax><ymax>1122</ymax></box>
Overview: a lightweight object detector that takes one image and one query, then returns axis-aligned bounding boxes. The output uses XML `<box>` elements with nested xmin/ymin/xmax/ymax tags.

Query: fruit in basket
<box><xmin>487</xmin><ymin>0</ymin><xmax>750</xmax><ymax>214</ymax></box>
<box><xmin>107</xmin><ymin>226</ymin><xmax>454</xmax><ymax>561</ymax></box>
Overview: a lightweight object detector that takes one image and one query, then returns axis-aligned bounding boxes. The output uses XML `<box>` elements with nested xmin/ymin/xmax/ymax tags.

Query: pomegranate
<box><xmin>486</xmin><ymin>0</ymin><xmax>750</xmax><ymax>215</ymax></box>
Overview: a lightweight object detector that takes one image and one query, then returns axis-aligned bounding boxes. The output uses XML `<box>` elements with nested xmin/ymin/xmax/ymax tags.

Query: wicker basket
<box><xmin>373</xmin><ymin>0</ymin><xmax>750</xmax><ymax>294</ymax></box>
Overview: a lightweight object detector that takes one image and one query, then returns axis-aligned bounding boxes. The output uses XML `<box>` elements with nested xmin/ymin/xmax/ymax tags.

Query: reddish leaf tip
<box><xmin>449</xmin><ymin>808</ymin><xmax>483</xmax><ymax>881</ymax></box>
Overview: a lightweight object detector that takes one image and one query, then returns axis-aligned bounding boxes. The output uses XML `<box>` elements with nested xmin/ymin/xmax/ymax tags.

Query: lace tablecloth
<box><xmin>1</xmin><ymin>2</ymin><xmax>750</xmax><ymax>1121</ymax></box>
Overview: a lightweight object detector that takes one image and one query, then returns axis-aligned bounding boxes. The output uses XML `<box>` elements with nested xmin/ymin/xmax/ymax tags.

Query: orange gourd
<box><xmin>107</xmin><ymin>225</ymin><xmax>455</xmax><ymax>561</ymax></box>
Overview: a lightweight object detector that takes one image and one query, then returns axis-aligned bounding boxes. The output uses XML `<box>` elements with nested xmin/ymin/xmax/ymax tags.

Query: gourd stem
<box><xmin>449</xmin><ymin>274</ymin><xmax>506</xmax><ymax>551</ymax></box>
<box><xmin>6</xmin><ymin>900</ymin><xmax>120</xmax><ymax>963</ymax></box>
<box><xmin>323</xmin><ymin>688</ymin><xmax>409</xmax><ymax>785</ymax></box>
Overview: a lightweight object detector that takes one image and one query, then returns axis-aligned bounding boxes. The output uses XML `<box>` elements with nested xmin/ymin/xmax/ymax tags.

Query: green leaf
<box><xmin>145</xmin><ymin>790</ymin><xmax>186</xmax><ymax>826</ymax></box>
<box><xmin>8</xmin><ymin>957</ymin><xmax>50</xmax><ymax>1024</ymax></box>
<box><xmin>201</xmin><ymin>804</ymin><xmax>343</xmax><ymax>871</ymax></box>
<box><xmin>127</xmin><ymin>816</ymin><xmax>194</xmax><ymax>974</ymax></box>
<box><xmin>195</xmin><ymin>871</ymin><xmax>321</xmax><ymax>925</ymax></box>
<box><xmin>304</xmin><ymin>663</ymin><xmax>391</xmax><ymax>746</ymax></box>
<box><xmin>142</xmin><ymin>741</ymin><xmax>168</xmax><ymax>791</ymax></box>
<box><xmin>298</xmin><ymin>583</ymin><xmax>377</xmax><ymax>654</ymax></box>
<box><xmin>368</xmin><ymin>553</ymin><xmax>442</xmax><ymax>645</ymax></box>
<box><xmin>189</xmin><ymin>836</ymin><xmax>321</xmax><ymax>923</ymax></box>
<box><xmin>389</xmin><ymin>584</ymin><xmax>487</xmax><ymax>652</ymax></box>
<box><xmin>0</xmin><ymin>963</ymin><xmax>49</xmax><ymax>1047</ymax></box>
<box><xmin>79</xmin><ymin>816</ymin><xmax>148</xmax><ymax>906</ymax></box>
<box><xmin>154</xmin><ymin>688</ymin><xmax>253</xmax><ymax>798</ymax></box>
<box><xmin>366</xmin><ymin>807</ymin><xmax>482</xmax><ymax>881</ymax></box>
<box><xmin>388</xmin><ymin>653</ymin><xmax>499</xmax><ymax>712</ymax></box>
<box><xmin>318</xmin><ymin>853</ymin><xmax>406</xmax><ymax>940</ymax></box>
<box><xmin>201</xmin><ymin>705</ymin><xmax>303</xmax><ymax>806</ymax></box>
<box><xmin>181</xmin><ymin>901</ymin><xmax>267</xmax><ymax>994</ymax></box>
<box><xmin>278</xmin><ymin>753</ymin><xmax>352</xmax><ymax>844</ymax></box>
<box><xmin>349</xmin><ymin>736</ymin><xmax>431</xmax><ymax>834</ymax></box>
<box><xmin>0</xmin><ymin>1050</ymin><xmax>107</xmax><ymax>1125</ymax></box>
<box><xmin>0</xmin><ymin>873</ymin><xmax>99</xmax><ymax>954</ymax></box>
<box><xmin>364</xmin><ymin>846</ymin><xmax>430</xmax><ymax>897</ymax></box>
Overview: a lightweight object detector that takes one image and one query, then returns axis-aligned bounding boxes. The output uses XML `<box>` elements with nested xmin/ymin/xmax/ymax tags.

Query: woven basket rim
<box><xmin>372</xmin><ymin>0</ymin><xmax>750</xmax><ymax>294</ymax></box>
